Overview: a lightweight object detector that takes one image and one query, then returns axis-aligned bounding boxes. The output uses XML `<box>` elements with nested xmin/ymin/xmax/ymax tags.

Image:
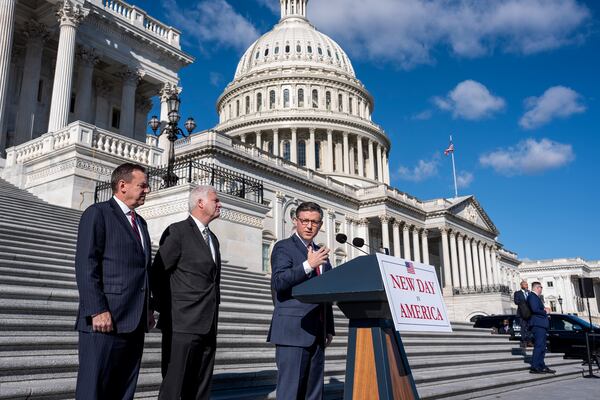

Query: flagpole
<box><xmin>450</xmin><ymin>135</ymin><xmax>458</xmax><ymax>198</ymax></box>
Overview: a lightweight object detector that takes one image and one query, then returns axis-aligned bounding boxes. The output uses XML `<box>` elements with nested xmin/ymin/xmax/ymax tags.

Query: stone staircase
<box><xmin>0</xmin><ymin>178</ymin><xmax>585</xmax><ymax>399</ymax></box>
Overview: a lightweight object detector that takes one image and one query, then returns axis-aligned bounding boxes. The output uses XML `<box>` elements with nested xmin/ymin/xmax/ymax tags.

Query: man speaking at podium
<box><xmin>268</xmin><ymin>202</ymin><xmax>335</xmax><ymax>400</ymax></box>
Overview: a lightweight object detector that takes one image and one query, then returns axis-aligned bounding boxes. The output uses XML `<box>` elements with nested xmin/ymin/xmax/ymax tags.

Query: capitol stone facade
<box><xmin>2</xmin><ymin>0</ymin><xmax>593</xmax><ymax>322</ymax></box>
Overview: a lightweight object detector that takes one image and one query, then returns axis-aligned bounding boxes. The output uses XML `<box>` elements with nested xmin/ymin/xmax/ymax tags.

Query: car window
<box><xmin>551</xmin><ymin>317</ymin><xmax>582</xmax><ymax>331</ymax></box>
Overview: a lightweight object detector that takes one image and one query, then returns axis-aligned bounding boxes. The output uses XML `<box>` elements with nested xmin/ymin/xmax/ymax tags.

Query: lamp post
<box><xmin>558</xmin><ymin>295</ymin><xmax>563</xmax><ymax>313</ymax></box>
<box><xmin>148</xmin><ymin>93</ymin><xmax>196</xmax><ymax>187</ymax></box>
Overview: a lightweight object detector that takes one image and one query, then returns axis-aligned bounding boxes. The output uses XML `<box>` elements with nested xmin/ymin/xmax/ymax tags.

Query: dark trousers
<box><xmin>158</xmin><ymin>331</ymin><xmax>217</xmax><ymax>400</ymax></box>
<box><xmin>530</xmin><ymin>326</ymin><xmax>547</xmax><ymax>370</ymax></box>
<box><xmin>275</xmin><ymin>342</ymin><xmax>325</xmax><ymax>400</ymax></box>
<box><xmin>519</xmin><ymin>317</ymin><xmax>530</xmax><ymax>344</ymax></box>
<box><xmin>76</xmin><ymin>326</ymin><xmax>145</xmax><ymax>400</ymax></box>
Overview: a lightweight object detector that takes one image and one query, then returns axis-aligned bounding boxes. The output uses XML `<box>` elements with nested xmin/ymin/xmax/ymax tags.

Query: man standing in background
<box><xmin>75</xmin><ymin>163</ymin><xmax>153</xmax><ymax>399</ymax></box>
<box><xmin>527</xmin><ymin>281</ymin><xmax>555</xmax><ymax>374</ymax></box>
<box><xmin>151</xmin><ymin>185</ymin><xmax>222</xmax><ymax>399</ymax></box>
<box><xmin>514</xmin><ymin>280</ymin><xmax>531</xmax><ymax>348</ymax></box>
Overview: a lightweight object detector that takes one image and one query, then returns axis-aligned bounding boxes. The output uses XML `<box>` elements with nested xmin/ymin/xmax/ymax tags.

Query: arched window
<box><xmin>275</xmin><ymin>45</ymin><xmax>279</xmax><ymax>54</ymax></box>
<box><xmin>255</xmin><ymin>51</ymin><xmax>260</xmax><ymax>59</ymax></box>
<box><xmin>296</xmin><ymin>44</ymin><xmax>301</xmax><ymax>53</ymax></box>
<box><xmin>264</xmin><ymin>48</ymin><xmax>269</xmax><ymax>57</ymax></box>
<box><xmin>283</xmin><ymin>141</ymin><xmax>291</xmax><ymax>161</ymax></box>
<box><xmin>256</xmin><ymin>92</ymin><xmax>262</xmax><ymax>112</ymax></box>
<box><xmin>315</xmin><ymin>142</ymin><xmax>321</xmax><ymax>169</ymax></box>
<box><xmin>318</xmin><ymin>47</ymin><xmax>323</xmax><ymax>55</ymax></box>
<box><xmin>338</xmin><ymin>93</ymin><xmax>343</xmax><ymax>112</ymax></box>
<box><xmin>349</xmin><ymin>96</ymin><xmax>353</xmax><ymax>114</ymax></box>
<box><xmin>268</xmin><ymin>141</ymin><xmax>273</xmax><ymax>154</ymax></box>
<box><xmin>312</xmin><ymin>89</ymin><xmax>319</xmax><ymax>108</ymax></box>
<box><xmin>325</xmin><ymin>91</ymin><xmax>331</xmax><ymax>110</ymax></box>
<box><xmin>245</xmin><ymin>96</ymin><xmax>250</xmax><ymax>114</ymax></box>
<box><xmin>358</xmin><ymin>98</ymin><xmax>362</xmax><ymax>117</ymax></box>
<box><xmin>307</xmin><ymin>45</ymin><xmax>312</xmax><ymax>54</ymax></box>
<box><xmin>298</xmin><ymin>141</ymin><xmax>306</xmax><ymax>166</ymax></box>
<box><xmin>236</xmin><ymin>99</ymin><xmax>240</xmax><ymax>117</ymax></box>
<box><xmin>269</xmin><ymin>90</ymin><xmax>276</xmax><ymax>109</ymax></box>
<box><xmin>283</xmin><ymin>89</ymin><xmax>290</xmax><ymax>108</ymax></box>
<box><xmin>298</xmin><ymin>88</ymin><xmax>304</xmax><ymax>107</ymax></box>
<box><xmin>285</xmin><ymin>44</ymin><xmax>290</xmax><ymax>53</ymax></box>
<box><xmin>228</xmin><ymin>104</ymin><xmax>231</xmax><ymax>119</ymax></box>
<box><xmin>327</xmin><ymin>48</ymin><xmax>332</xmax><ymax>57</ymax></box>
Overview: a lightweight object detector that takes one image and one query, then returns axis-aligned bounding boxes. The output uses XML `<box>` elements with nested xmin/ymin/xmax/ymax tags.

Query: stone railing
<box><xmin>453</xmin><ymin>285</ymin><xmax>512</xmax><ymax>296</ymax></box>
<box><xmin>4</xmin><ymin>122</ymin><xmax>163</xmax><ymax>167</ymax></box>
<box><xmin>96</xmin><ymin>0</ymin><xmax>181</xmax><ymax>48</ymax></box>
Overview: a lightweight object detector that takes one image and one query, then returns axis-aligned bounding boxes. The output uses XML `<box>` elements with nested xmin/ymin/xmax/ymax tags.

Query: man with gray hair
<box><xmin>150</xmin><ymin>185</ymin><xmax>222</xmax><ymax>399</ymax></box>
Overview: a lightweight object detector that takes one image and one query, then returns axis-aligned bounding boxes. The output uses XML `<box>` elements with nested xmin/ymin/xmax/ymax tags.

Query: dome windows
<box><xmin>269</xmin><ymin>90</ymin><xmax>276</xmax><ymax>109</ymax></box>
<box><xmin>296</xmin><ymin>43</ymin><xmax>301</xmax><ymax>53</ymax></box>
<box><xmin>311</xmin><ymin>89</ymin><xmax>319</xmax><ymax>108</ymax></box>
<box><xmin>298</xmin><ymin>141</ymin><xmax>306</xmax><ymax>166</ymax></box>
<box><xmin>348</xmin><ymin>96</ymin><xmax>353</xmax><ymax>114</ymax></box>
<box><xmin>307</xmin><ymin>45</ymin><xmax>312</xmax><ymax>54</ymax></box>
<box><xmin>285</xmin><ymin>44</ymin><xmax>290</xmax><ymax>54</ymax></box>
<box><xmin>338</xmin><ymin>93</ymin><xmax>343</xmax><ymax>112</ymax></box>
<box><xmin>298</xmin><ymin>88</ymin><xmax>304</xmax><ymax>107</ymax></box>
<box><xmin>255</xmin><ymin>51</ymin><xmax>260</xmax><ymax>59</ymax></box>
<box><xmin>264</xmin><ymin>47</ymin><xmax>269</xmax><ymax>57</ymax></box>
<box><xmin>325</xmin><ymin>91</ymin><xmax>331</xmax><ymax>110</ymax></box>
<box><xmin>236</xmin><ymin>99</ymin><xmax>240</xmax><ymax>117</ymax></box>
<box><xmin>327</xmin><ymin>48</ymin><xmax>332</xmax><ymax>57</ymax></box>
<box><xmin>257</xmin><ymin>92</ymin><xmax>263</xmax><ymax>112</ymax></box>
<box><xmin>245</xmin><ymin>96</ymin><xmax>250</xmax><ymax>114</ymax></box>
<box><xmin>283</xmin><ymin>89</ymin><xmax>290</xmax><ymax>108</ymax></box>
<box><xmin>317</xmin><ymin>46</ymin><xmax>323</xmax><ymax>55</ymax></box>
<box><xmin>275</xmin><ymin>45</ymin><xmax>279</xmax><ymax>54</ymax></box>
<box><xmin>283</xmin><ymin>141</ymin><xmax>291</xmax><ymax>161</ymax></box>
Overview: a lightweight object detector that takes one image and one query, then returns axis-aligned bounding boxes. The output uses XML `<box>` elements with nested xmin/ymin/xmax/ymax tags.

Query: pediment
<box><xmin>450</xmin><ymin>197</ymin><xmax>498</xmax><ymax>234</ymax></box>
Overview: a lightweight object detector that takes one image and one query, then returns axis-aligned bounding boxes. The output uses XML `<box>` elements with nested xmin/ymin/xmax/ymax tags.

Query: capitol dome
<box><xmin>215</xmin><ymin>0</ymin><xmax>391</xmax><ymax>188</ymax></box>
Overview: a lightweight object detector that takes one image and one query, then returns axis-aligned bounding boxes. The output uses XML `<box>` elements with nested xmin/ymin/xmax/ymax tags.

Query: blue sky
<box><xmin>138</xmin><ymin>0</ymin><xmax>599</xmax><ymax>261</ymax></box>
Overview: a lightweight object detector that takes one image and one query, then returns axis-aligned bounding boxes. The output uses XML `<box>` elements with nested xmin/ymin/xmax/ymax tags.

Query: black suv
<box><xmin>473</xmin><ymin>313</ymin><xmax>600</xmax><ymax>360</ymax></box>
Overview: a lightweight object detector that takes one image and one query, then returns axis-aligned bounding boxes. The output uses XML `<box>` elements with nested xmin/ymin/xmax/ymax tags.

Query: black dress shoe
<box><xmin>542</xmin><ymin>367</ymin><xmax>556</xmax><ymax>374</ymax></box>
<box><xmin>529</xmin><ymin>368</ymin><xmax>544</xmax><ymax>374</ymax></box>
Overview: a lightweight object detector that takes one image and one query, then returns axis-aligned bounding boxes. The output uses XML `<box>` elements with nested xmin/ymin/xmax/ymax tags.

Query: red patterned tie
<box><xmin>130</xmin><ymin>210</ymin><xmax>142</xmax><ymax>243</ymax></box>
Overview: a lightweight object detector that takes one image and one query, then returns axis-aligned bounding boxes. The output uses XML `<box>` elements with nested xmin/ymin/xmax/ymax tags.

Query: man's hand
<box><xmin>92</xmin><ymin>311</ymin><xmax>113</xmax><ymax>333</ymax></box>
<box><xmin>544</xmin><ymin>307</ymin><xmax>551</xmax><ymax>313</ymax></box>
<box><xmin>325</xmin><ymin>334</ymin><xmax>333</xmax><ymax>348</ymax></box>
<box><xmin>148</xmin><ymin>311</ymin><xmax>157</xmax><ymax>330</ymax></box>
<box><xmin>307</xmin><ymin>246</ymin><xmax>330</xmax><ymax>269</ymax></box>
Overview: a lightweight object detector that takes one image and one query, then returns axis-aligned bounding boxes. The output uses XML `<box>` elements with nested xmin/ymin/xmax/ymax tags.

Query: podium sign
<box><xmin>377</xmin><ymin>254</ymin><xmax>452</xmax><ymax>333</ymax></box>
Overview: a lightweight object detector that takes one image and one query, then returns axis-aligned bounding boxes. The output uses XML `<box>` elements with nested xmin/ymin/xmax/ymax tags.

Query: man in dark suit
<box><xmin>268</xmin><ymin>201</ymin><xmax>335</xmax><ymax>400</ymax></box>
<box><xmin>75</xmin><ymin>163</ymin><xmax>153</xmax><ymax>399</ymax></box>
<box><xmin>527</xmin><ymin>281</ymin><xmax>555</xmax><ymax>374</ymax></box>
<box><xmin>514</xmin><ymin>280</ymin><xmax>531</xmax><ymax>348</ymax></box>
<box><xmin>151</xmin><ymin>185</ymin><xmax>222</xmax><ymax>400</ymax></box>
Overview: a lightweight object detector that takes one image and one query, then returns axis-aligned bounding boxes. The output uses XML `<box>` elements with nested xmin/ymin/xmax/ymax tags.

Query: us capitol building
<box><xmin>0</xmin><ymin>0</ymin><xmax>598</xmax><ymax>322</ymax></box>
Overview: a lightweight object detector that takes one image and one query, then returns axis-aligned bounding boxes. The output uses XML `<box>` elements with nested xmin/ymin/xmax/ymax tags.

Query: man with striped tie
<box><xmin>151</xmin><ymin>185</ymin><xmax>222</xmax><ymax>399</ymax></box>
<box><xmin>75</xmin><ymin>163</ymin><xmax>153</xmax><ymax>399</ymax></box>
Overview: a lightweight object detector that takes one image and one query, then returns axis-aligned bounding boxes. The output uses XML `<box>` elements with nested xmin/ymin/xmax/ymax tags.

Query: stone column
<box><xmin>492</xmin><ymin>247</ymin><xmax>501</xmax><ymax>286</ymax></box>
<box><xmin>308</xmin><ymin>128</ymin><xmax>316</xmax><ymax>170</ymax></box>
<box><xmin>392</xmin><ymin>221</ymin><xmax>401</xmax><ymax>258</ymax></box>
<box><xmin>272</xmin><ymin>128</ymin><xmax>279</xmax><ymax>156</ymax></box>
<box><xmin>255</xmin><ymin>130</ymin><xmax>262</xmax><ymax>148</ymax></box>
<box><xmin>290</xmin><ymin>128</ymin><xmax>297</xmax><ymax>163</ymax></box>
<box><xmin>367</xmin><ymin>140</ymin><xmax>375</xmax><ymax>179</ymax></box>
<box><xmin>48</xmin><ymin>0</ymin><xmax>84</xmax><ymax>132</ymax></box>
<box><xmin>240</xmin><ymin>133</ymin><xmax>246</xmax><ymax>143</ymax></box>
<box><xmin>343</xmin><ymin>131</ymin><xmax>350</xmax><ymax>173</ymax></box>
<box><xmin>465</xmin><ymin>237</ymin><xmax>475</xmax><ymax>289</ymax></box>
<box><xmin>326</xmin><ymin>129</ymin><xmax>333</xmax><ymax>172</ymax></box>
<box><xmin>418</xmin><ymin>230</ymin><xmax>428</xmax><ymax>265</ymax></box>
<box><xmin>74</xmin><ymin>47</ymin><xmax>98</xmax><ymax>123</ymax></box>
<box><xmin>326</xmin><ymin>210</ymin><xmax>335</xmax><ymax>250</ymax></box>
<box><xmin>376</xmin><ymin>143</ymin><xmax>383</xmax><ymax>182</ymax></box>
<box><xmin>349</xmin><ymin>142</ymin><xmax>355</xmax><ymax>175</ymax></box>
<box><xmin>118</xmin><ymin>68</ymin><xmax>141</xmax><ymax>138</ymax></box>
<box><xmin>484</xmin><ymin>244</ymin><xmax>493</xmax><ymax>288</ymax></box>
<box><xmin>402</xmin><ymin>224</ymin><xmax>411</xmax><ymax>261</ymax></box>
<box><xmin>15</xmin><ymin>20</ymin><xmax>48</xmax><ymax>144</ymax></box>
<box><xmin>379</xmin><ymin>216</ymin><xmax>390</xmax><ymax>252</ymax></box>
<box><xmin>478</xmin><ymin>242</ymin><xmax>488</xmax><ymax>287</ymax></box>
<box><xmin>471</xmin><ymin>240</ymin><xmax>481</xmax><ymax>289</ymax></box>
<box><xmin>357</xmin><ymin>136</ymin><xmax>364</xmax><ymax>177</ymax></box>
<box><xmin>382</xmin><ymin>150</ymin><xmax>390</xmax><ymax>184</ymax></box>
<box><xmin>0</xmin><ymin>0</ymin><xmax>16</xmax><ymax>155</ymax></box>
<box><xmin>412</xmin><ymin>227</ymin><xmax>421</xmax><ymax>263</ymax></box>
<box><xmin>457</xmin><ymin>233</ymin><xmax>467</xmax><ymax>289</ymax></box>
<box><xmin>274</xmin><ymin>192</ymin><xmax>285</xmax><ymax>240</ymax></box>
<box><xmin>345</xmin><ymin>217</ymin><xmax>354</xmax><ymax>258</ymax></box>
<box><xmin>358</xmin><ymin>219</ymin><xmax>370</xmax><ymax>252</ymax></box>
<box><xmin>441</xmin><ymin>228</ymin><xmax>452</xmax><ymax>290</ymax></box>
<box><xmin>449</xmin><ymin>231</ymin><xmax>459</xmax><ymax>290</ymax></box>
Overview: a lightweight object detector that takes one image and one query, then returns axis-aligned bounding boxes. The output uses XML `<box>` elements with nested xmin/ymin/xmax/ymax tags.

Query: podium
<box><xmin>293</xmin><ymin>255</ymin><xmax>420</xmax><ymax>400</ymax></box>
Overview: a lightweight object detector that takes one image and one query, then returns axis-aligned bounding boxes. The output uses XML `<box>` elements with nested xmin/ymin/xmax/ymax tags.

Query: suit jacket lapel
<box><xmin>187</xmin><ymin>217</ymin><xmax>217</xmax><ymax>267</ymax></box>
<box><xmin>108</xmin><ymin>198</ymin><xmax>144</xmax><ymax>254</ymax></box>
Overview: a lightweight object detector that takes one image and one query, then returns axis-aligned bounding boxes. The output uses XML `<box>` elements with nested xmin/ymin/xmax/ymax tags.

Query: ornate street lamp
<box><xmin>558</xmin><ymin>295</ymin><xmax>563</xmax><ymax>313</ymax></box>
<box><xmin>148</xmin><ymin>93</ymin><xmax>196</xmax><ymax>187</ymax></box>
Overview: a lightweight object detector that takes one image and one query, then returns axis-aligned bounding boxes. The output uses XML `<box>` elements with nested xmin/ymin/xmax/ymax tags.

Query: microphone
<box><xmin>352</xmin><ymin>237</ymin><xmax>379</xmax><ymax>255</ymax></box>
<box><xmin>336</xmin><ymin>233</ymin><xmax>369</xmax><ymax>256</ymax></box>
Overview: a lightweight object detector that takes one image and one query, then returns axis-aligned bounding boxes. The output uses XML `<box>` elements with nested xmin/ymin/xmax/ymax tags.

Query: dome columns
<box><xmin>280</xmin><ymin>0</ymin><xmax>307</xmax><ymax>20</ymax></box>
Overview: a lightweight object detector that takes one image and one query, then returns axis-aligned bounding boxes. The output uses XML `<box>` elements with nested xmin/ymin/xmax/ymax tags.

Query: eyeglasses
<box><xmin>296</xmin><ymin>218</ymin><xmax>322</xmax><ymax>226</ymax></box>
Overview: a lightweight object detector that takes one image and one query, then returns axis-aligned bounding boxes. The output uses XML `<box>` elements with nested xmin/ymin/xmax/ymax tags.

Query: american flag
<box><xmin>444</xmin><ymin>142</ymin><xmax>454</xmax><ymax>156</ymax></box>
<box><xmin>406</xmin><ymin>261</ymin><xmax>415</xmax><ymax>274</ymax></box>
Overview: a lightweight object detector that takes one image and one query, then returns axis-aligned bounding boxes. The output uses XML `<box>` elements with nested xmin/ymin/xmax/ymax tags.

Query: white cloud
<box><xmin>309</xmin><ymin>0</ymin><xmax>590</xmax><ymax>68</ymax></box>
<box><xmin>209</xmin><ymin>72</ymin><xmax>224</xmax><ymax>87</ymax></box>
<box><xmin>456</xmin><ymin>171</ymin><xmax>474</xmax><ymax>188</ymax></box>
<box><xmin>163</xmin><ymin>0</ymin><xmax>260</xmax><ymax>53</ymax></box>
<box><xmin>411</xmin><ymin>110</ymin><xmax>433</xmax><ymax>121</ymax></box>
<box><xmin>479</xmin><ymin>138</ymin><xmax>575</xmax><ymax>175</ymax></box>
<box><xmin>519</xmin><ymin>86</ymin><xmax>586</xmax><ymax>129</ymax></box>
<box><xmin>434</xmin><ymin>80</ymin><xmax>505</xmax><ymax>120</ymax></box>
<box><xmin>256</xmin><ymin>0</ymin><xmax>280</xmax><ymax>14</ymax></box>
<box><xmin>397</xmin><ymin>158</ymin><xmax>439</xmax><ymax>182</ymax></box>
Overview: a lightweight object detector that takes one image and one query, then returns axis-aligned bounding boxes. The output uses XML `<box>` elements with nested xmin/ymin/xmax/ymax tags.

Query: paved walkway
<box><xmin>476</xmin><ymin>372</ymin><xmax>600</xmax><ymax>400</ymax></box>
